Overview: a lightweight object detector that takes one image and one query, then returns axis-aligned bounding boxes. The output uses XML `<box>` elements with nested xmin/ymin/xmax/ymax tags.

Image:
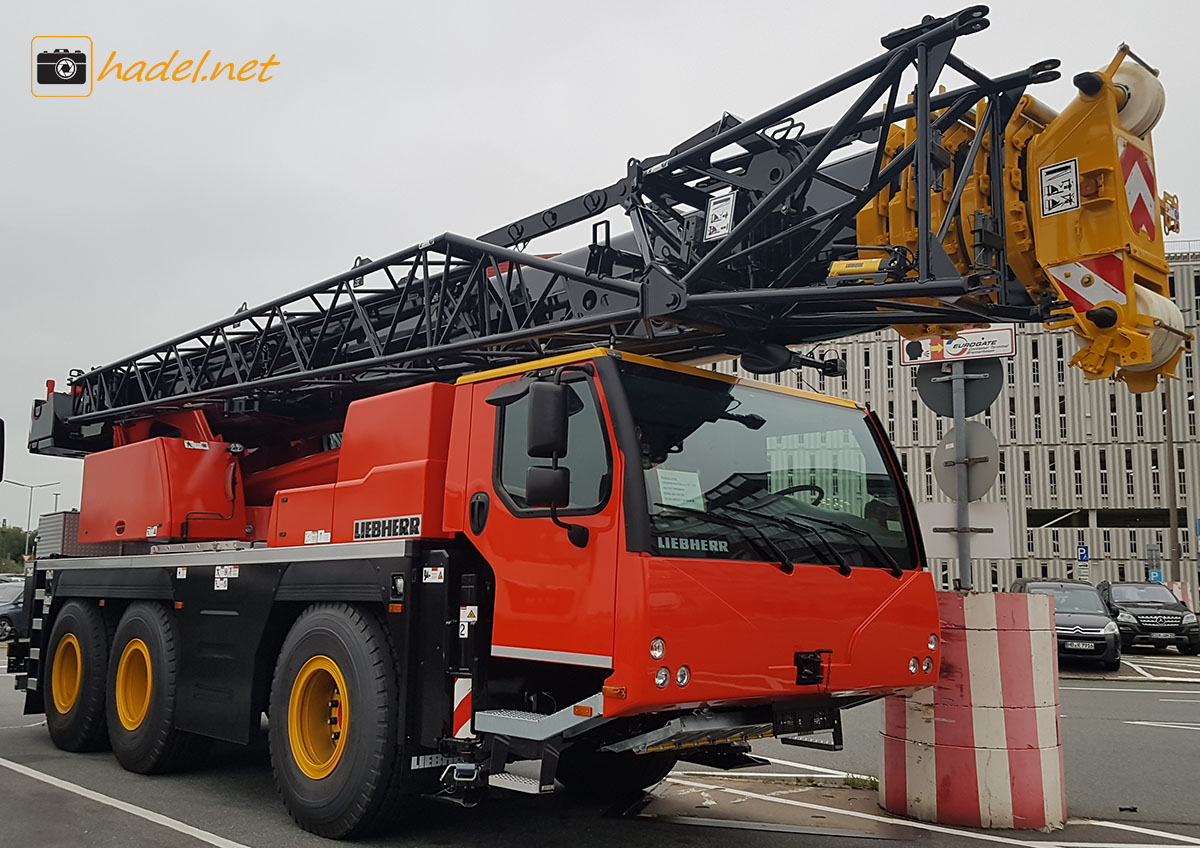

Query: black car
<box><xmin>0</xmin><ymin>582</ymin><xmax>25</xmax><ymax>641</ymax></box>
<box><xmin>1099</xmin><ymin>581</ymin><xmax>1200</xmax><ymax>655</ymax></box>
<box><xmin>1010</xmin><ymin>579</ymin><xmax>1121</xmax><ymax>670</ymax></box>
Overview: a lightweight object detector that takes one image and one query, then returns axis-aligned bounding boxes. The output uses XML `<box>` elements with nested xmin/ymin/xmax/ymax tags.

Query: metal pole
<box><xmin>1</xmin><ymin>480</ymin><xmax>59</xmax><ymax>558</ymax></box>
<box><xmin>52</xmin><ymin>492</ymin><xmax>60</xmax><ymax>512</ymax></box>
<box><xmin>951</xmin><ymin>361</ymin><xmax>972</xmax><ymax>589</ymax></box>
<box><xmin>1164</xmin><ymin>378</ymin><xmax>1182</xmax><ymax>583</ymax></box>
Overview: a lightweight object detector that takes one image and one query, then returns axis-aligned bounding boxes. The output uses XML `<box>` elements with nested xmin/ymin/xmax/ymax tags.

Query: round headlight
<box><xmin>908</xmin><ymin>657</ymin><xmax>920</xmax><ymax>674</ymax></box>
<box><xmin>676</xmin><ymin>665</ymin><xmax>691</xmax><ymax>687</ymax></box>
<box><xmin>928</xmin><ymin>634</ymin><xmax>939</xmax><ymax>651</ymax></box>
<box><xmin>922</xmin><ymin>656</ymin><xmax>933</xmax><ymax>674</ymax></box>
<box><xmin>650</xmin><ymin>637</ymin><xmax>666</xmax><ymax>660</ymax></box>
<box><xmin>655</xmin><ymin>667</ymin><xmax>670</xmax><ymax>688</ymax></box>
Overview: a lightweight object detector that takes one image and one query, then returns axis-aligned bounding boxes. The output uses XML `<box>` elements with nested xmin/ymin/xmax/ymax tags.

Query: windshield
<box><xmin>618</xmin><ymin>361</ymin><xmax>916</xmax><ymax>571</ymax></box>
<box><xmin>1111</xmin><ymin>584</ymin><xmax>1179</xmax><ymax>605</ymax></box>
<box><xmin>1027</xmin><ymin>585</ymin><xmax>1108</xmax><ymax>615</ymax></box>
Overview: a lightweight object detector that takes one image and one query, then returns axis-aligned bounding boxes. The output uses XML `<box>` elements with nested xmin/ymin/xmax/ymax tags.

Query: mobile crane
<box><xmin>5</xmin><ymin>6</ymin><xmax>1187</xmax><ymax>838</ymax></box>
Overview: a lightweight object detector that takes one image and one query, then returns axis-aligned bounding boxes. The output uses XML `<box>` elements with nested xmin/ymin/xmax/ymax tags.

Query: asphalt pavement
<box><xmin>2</xmin><ymin>649</ymin><xmax>1200</xmax><ymax>848</ymax></box>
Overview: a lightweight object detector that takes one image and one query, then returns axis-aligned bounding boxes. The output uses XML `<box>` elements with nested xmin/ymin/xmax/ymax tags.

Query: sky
<box><xmin>2</xmin><ymin>0</ymin><xmax>1197</xmax><ymax>528</ymax></box>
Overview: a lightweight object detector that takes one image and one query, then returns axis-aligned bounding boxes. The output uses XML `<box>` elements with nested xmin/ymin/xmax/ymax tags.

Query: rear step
<box><xmin>473</xmin><ymin>693</ymin><xmax>603</xmax><ymax>741</ymax></box>
<box><xmin>488</xmin><ymin>771</ymin><xmax>555</xmax><ymax>795</ymax></box>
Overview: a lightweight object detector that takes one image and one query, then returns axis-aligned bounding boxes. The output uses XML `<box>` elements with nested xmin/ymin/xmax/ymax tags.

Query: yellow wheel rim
<box><xmin>288</xmin><ymin>655</ymin><xmax>349</xmax><ymax>780</ymax></box>
<box><xmin>115</xmin><ymin>638</ymin><xmax>153</xmax><ymax>731</ymax></box>
<box><xmin>51</xmin><ymin>633</ymin><xmax>83</xmax><ymax>715</ymax></box>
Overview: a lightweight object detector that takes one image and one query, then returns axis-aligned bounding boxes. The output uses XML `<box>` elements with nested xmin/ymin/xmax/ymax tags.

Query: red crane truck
<box><xmin>4</xmin><ymin>7</ymin><xmax>1184</xmax><ymax>837</ymax></box>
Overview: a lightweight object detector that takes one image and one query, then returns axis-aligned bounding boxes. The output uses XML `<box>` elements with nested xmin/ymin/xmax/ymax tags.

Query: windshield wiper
<box><xmin>723</xmin><ymin>505</ymin><xmax>851</xmax><ymax>577</ymax></box>
<box><xmin>775</xmin><ymin>510</ymin><xmax>904</xmax><ymax>578</ymax></box>
<box><xmin>653</xmin><ymin>502</ymin><xmax>794</xmax><ymax>574</ymax></box>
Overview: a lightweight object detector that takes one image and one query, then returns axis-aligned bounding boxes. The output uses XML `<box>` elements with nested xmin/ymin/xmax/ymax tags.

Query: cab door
<box><xmin>462</xmin><ymin>371</ymin><xmax>622</xmax><ymax>671</ymax></box>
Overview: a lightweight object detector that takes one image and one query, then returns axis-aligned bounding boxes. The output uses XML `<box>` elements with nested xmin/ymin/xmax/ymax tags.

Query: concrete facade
<box><xmin>722</xmin><ymin>247</ymin><xmax>1200</xmax><ymax>591</ymax></box>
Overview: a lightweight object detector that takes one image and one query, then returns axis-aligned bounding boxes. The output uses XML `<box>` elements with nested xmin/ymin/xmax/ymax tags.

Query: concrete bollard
<box><xmin>878</xmin><ymin>591</ymin><xmax>1066</xmax><ymax>830</ymax></box>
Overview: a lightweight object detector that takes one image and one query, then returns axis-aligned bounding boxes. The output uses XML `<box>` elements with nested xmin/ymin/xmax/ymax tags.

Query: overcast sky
<box><xmin>2</xmin><ymin>1</ymin><xmax>1196</xmax><ymax>528</ymax></box>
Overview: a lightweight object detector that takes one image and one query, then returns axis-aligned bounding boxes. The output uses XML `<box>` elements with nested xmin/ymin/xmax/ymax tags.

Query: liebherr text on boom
<box><xmin>5</xmin><ymin>6</ymin><xmax>1187</xmax><ymax>839</ymax></box>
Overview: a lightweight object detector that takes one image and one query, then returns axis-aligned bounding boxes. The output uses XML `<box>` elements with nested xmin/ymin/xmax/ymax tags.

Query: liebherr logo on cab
<box><xmin>656</xmin><ymin>535</ymin><xmax>730</xmax><ymax>553</ymax></box>
<box><xmin>353</xmin><ymin>514</ymin><xmax>422</xmax><ymax>541</ymax></box>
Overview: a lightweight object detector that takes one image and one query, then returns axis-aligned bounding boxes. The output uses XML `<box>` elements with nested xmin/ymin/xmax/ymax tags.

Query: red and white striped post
<box><xmin>1164</xmin><ymin>581</ymin><xmax>1197</xmax><ymax>612</ymax></box>
<box><xmin>879</xmin><ymin>591</ymin><xmax>1065</xmax><ymax>830</ymax></box>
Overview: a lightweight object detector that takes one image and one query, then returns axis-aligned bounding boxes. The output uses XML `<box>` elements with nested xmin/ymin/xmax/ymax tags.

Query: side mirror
<box><xmin>526</xmin><ymin>466</ymin><xmax>570</xmax><ymax>508</ymax></box>
<box><xmin>527</xmin><ymin>382</ymin><xmax>569</xmax><ymax>458</ymax></box>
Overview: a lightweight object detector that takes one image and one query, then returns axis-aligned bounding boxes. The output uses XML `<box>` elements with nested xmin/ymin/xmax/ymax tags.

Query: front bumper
<box><xmin>1118</xmin><ymin>622</ymin><xmax>1200</xmax><ymax>648</ymax></box>
<box><xmin>1056</xmin><ymin>633</ymin><xmax>1120</xmax><ymax>662</ymax></box>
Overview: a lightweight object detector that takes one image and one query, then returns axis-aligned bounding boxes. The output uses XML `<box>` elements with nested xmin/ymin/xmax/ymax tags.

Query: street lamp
<box><xmin>2</xmin><ymin>480</ymin><xmax>60</xmax><ymax>557</ymax></box>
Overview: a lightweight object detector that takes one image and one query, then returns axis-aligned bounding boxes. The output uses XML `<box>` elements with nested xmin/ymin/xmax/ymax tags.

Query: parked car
<box><xmin>1099</xmin><ymin>581</ymin><xmax>1200</xmax><ymax>655</ymax></box>
<box><xmin>1010</xmin><ymin>579</ymin><xmax>1121</xmax><ymax>670</ymax></box>
<box><xmin>0</xmin><ymin>582</ymin><xmax>25</xmax><ymax>641</ymax></box>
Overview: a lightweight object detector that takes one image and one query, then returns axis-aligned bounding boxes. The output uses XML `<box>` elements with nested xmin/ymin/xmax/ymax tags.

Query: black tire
<box><xmin>556</xmin><ymin>747</ymin><xmax>678</xmax><ymax>799</ymax></box>
<box><xmin>268</xmin><ymin>603</ymin><xmax>405</xmax><ymax>839</ymax></box>
<box><xmin>45</xmin><ymin>600</ymin><xmax>110</xmax><ymax>752</ymax></box>
<box><xmin>1101</xmin><ymin>654</ymin><xmax>1122</xmax><ymax>672</ymax></box>
<box><xmin>106</xmin><ymin>602</ymin><xmax>210</xmax><ymax>774</ymax></box>
<box><xmin>0</xmin><ymin>617</ymin><xmax>14</xmax><ymax>641</ymax></box>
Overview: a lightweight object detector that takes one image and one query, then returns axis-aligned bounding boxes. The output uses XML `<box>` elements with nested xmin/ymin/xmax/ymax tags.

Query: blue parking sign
<box><xmin>1077</xmin><ymin>545</ymin><xmax>1089</xmax><ymax>563</ymax></box>
<box><xmin>1149</xmin><ymin>569</ymin><xmax>1163</xmax><ymax>583</ymax></box>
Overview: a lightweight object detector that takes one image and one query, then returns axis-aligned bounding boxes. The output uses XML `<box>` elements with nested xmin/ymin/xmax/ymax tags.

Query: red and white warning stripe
<box><xmin>1047</xmin><ymin>253</ymin><xmax>1126</xmax><ymax>314</ymax></box>
<box><xmin>452</xmin><ymin>677</ymin><xmax>474</xmax><ymax>739</ymax></box>
<box><xmin>1119</xmin><ymin>138</ymin><xmax>1157</xmax><ymax>241</ymax></box>
<box><xmin>880</xmin><ymin>592</ymin><xmax>1065</xmax><ymax>830</ymax></box>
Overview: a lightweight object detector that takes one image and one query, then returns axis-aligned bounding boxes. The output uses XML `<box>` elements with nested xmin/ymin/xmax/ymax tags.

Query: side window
<box><xmin>497</xmin><ymin>380</ymin><xmax>611</xmax><ymax>512</ymax></box>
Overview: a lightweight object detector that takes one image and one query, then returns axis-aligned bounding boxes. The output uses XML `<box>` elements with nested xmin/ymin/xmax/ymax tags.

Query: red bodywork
<box><xmin>75</xmin><ymin>351</ymin><xmax>940</xmax><ymax>718</ymax></box>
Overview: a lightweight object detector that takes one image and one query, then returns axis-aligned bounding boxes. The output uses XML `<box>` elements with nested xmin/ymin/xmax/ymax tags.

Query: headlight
<box><xmin>908</xmin><ymin>657</ymin><xmax>919</xmax><ymax>674</ymax></box>
<box><xmin>676</xmin><ymin>666</ymin><xmax>691</xmax><ymax>687</ymax></box>
<box><xmin>1117</xmin><ymin>610</ymin><xmax>1136</xmax><ymax>624</ymax></box>
<box><xmin>922</xmin><ymin>657</ymin><xmax>934</xmax><ymax>673</ymax></box>
<box><xmin>1183</xmin><ymin>612</ymin><xmax>1197</xmax><ymax>626</ymax></box>
<box><xmin>655</xmin><ymin>667</ymin><xmax>670</xmax><ymax>688</ymax></box>
<box><xmin>1102</xmin><ymin>621</ymin><xmax>1119</xmax><ymax>635</ymax></box>
<box><xmin>928</xmin><ymin>634</ymin><xmax>939</xmax><ymax>650</ymax></box>
<box><xmin>650</xmin><ymin>637</ymin><xmax>666</xmax><ymax>660</ymax></box>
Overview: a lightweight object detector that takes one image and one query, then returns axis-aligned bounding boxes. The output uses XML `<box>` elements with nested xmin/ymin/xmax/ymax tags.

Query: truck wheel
<box><xmin>106</xmin><ymin>602</ymin><xmax>210</xmax><ymax>773</ymax></box>
<box><xmin>45</xmin><ymin>600</ymin><xmax>110</xmax><ymax>752</ymax></box>
<box><xmin>269</xmin><ymin>603</ymin><xmax>404</xmax><ymax>838</ymax></box>
<box><xmin>556</xmin><ymin>747</ymin><xmax>678</xmax><ymax>799</ymax></box>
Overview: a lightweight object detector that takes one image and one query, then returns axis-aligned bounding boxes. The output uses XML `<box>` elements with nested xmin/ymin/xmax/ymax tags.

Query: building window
<box><xmin>1014</xmin><ymin>562</ymin><xmax>1024</xmax><ymax>579</ymax></box>
<box><xmin>936</xmin><ymin>417</ymin><xmax>943</xmax><ymax>440</ymax></box>
<box><xmin>1135</xmin><ymin>395</ymin><xmax>1144</xmax><ymax>437</ymax></box>
<box><xmin>990</xmin><ymin>566</ymin><xmax>1000</xmax><ymax>592</ymax></box>
<box><xmin>924</xmin><ymin>452</ymin><xmax>933</xmax><ymax>498</ymax></box>
<box><xmin>984</xmin><ymin>406</ymin><xmax>993</xmax><ymax>429</ymax></box>
<box><xmin>1059</xmin><ymin>397</ymin><xmax>1068</xmax><ymax>440</ymax></box>
<box><xmin>887</xmin><ymin>400</ymin><xmax>895</xmax><ymax>439</ymax></box>
<box><xmin>1052</xmin><ymin>529</ymin><xmax>1060</xmax><ymax>555</ymax></box>
<box><xmin>1178</xmin><ymin>448</ymin><xmax>1186</xmax><ymax>495</ymax></box>
<box><xmin>998</xmin><ymin>451</ymin><xmax>1007</xmax><ymax>497</ymax></box>
<box><xmin>1023</xmin><ymin>450</ymin><xmax>1033</xmax><ymax>497</ymax></box>
<box><xmin>1026</xmin><ymin>529</ymin><xmax>1035</xmax><ymax>554</ymax></box>
<box><xmin>1099</xmin><ymin>449</ymin><xmax>1109</xmax><ymax>496</ymax></box>
<box><xmin>1125</xmin><ymin>449</ymin><xmax>1135</xmax><ymax>497</ymax></box>
<box><xmin>1129</xmin><ymin>530</ymin><xmax>1137</xmax><ymax>554</ymax></box>
<box><xmin>1048</xmin><ymin>449</ymin><xmax>1057</xmax><ymax>498</ymax></box>
<box><xmin>1033</xmin><ymin>396</ymin><xmax>1042</xmax><ymax>439</ymax></box>
<box><xmin>912</xmin><ymin>400</ymin><xmax>919</xmax><ymax>441</ymax></box>
<box><xmin>1110</xmin><ymin>395</ymin><xmax>1119</xmax><ymax>438</ymax></box>
<box><xmin>1041</xmin><ymin>564</ymin><xmax>1049</xmax><ymax>578</ymax></box>
<box><xmin>1186</xmin><ymin>350</ymin><xmax>1194</xmax><ymax>381</ymax></box>
<box><xmin>1183</xmin><ymin>531</ymin><xmax>1191</xmax><ymax>556</ymax></box>
<box><xmin>1118</xmin><ymin>563</ymin><xmax>1127</xmax><ymax>581</ymax></box>
<box><xmin>900</xmin><ymin>453</ymin><xmax>909</xmax><ymax>475</ymax></box>
<box><xmin>1055</xmin><ymin>338</ymin><xmax>1065</xmax><ymax>383</ymax></box>
<box><xmin>1009</xmin><ymin>397</ymin><xmax>1017</xmax><ymax>440</ymax></box>
<box><xmin>1073</xmin><ymin>450</ymin><xmax>1083</xmax><ymax>497</ymax></box>
<box><xmin>864</xmin><ymin>351</ymin><xmax>871</xmax><ymax>389</ymax></box>
<box><xmin>1031</xmin><ymin>339</ymin><xmax>1040</xmax><ymax>385</ymax></box>
<box><xmin>1103</xmin><ymin>529</ymin><xmax>1112</xmax><ymax>555</ymax></box>
<box><xmin>886</xmin><ymin>348</ymin><xmax>894</xmax><ymax>388</ymax></box>
<box><xmin>1151</xmin><ymin>448</ymin><xmax>1161</xmax><ymax>495</ymax></box>
<box><xmin>841</xmin><ymin>352</ymin><xmax>849</xmax><ymax>391</ymax></box>
<box><xmin>1189</xmin><ymin>394</ymin><xmax>1196</xmax><ymax>437</ymax></box>
<box><xmin>1007</xmin><ymin>359</ymin><xmax>1015</xmax><ymax>387</ymax></box>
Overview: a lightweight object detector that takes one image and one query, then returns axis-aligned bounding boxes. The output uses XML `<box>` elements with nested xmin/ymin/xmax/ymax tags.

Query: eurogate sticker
<box><xmin>353</xmin><ymin>514</ymin><xmax>422</xmax><ymax>541</ymax></box>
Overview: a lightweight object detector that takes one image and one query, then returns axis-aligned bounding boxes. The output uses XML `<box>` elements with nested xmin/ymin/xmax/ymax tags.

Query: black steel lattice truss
<box><xmin>64</xmin><ymin>5</ymin><xmax>1061</xmax><ymax>434</ymax></box>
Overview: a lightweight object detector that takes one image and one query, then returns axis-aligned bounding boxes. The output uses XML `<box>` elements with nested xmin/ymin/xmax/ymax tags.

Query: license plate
<box><xmin>1151</xmin><ymin>632</ymin><xmax>1173</xmax><ymax>639</ymax></box>
<box><xmin>1064</xmin><ymin>641</ymin><xmax>1094</xmax><ymax>650</ymax></box>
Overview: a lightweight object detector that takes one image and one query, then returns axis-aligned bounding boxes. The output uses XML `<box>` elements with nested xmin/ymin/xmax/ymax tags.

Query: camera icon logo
<box><xmin>32</xmin><ymin>36</ymin><xmax>92</xmax><ymax>97</ymax></box>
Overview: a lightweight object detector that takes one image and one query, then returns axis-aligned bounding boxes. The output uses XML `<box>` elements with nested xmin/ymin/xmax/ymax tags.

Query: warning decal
<box><xmin>703</xmin><ymin>192</ymin><xmax>737</xmax><ymax>241</ymax></box>
<box><xmin>1039</xmin><ymin>158</ymin><xmax>1080</xmax><ymax>217</ymax></box>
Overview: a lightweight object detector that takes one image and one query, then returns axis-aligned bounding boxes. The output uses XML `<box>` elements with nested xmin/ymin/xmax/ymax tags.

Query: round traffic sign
<box><xmin>916</xmin><ymin>357</ymin><xmax>1004</xmax><ymax>418</ymax></box>
<box><xmin>933</xmin><ymin>421</ymin><xmax>1000</xmax><ymax>502</ymax></box>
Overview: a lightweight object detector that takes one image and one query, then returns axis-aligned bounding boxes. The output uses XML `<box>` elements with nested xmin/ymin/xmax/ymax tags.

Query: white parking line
<box><xmin>1123</xmin><ymin>720</ymin><xmax>1200</xmax><ymax>732</ymax></box>
<box><xmin>665</xmin><ymin>777</ymin><xmax>1037</xmax><ymax>846</ymax></box>
<box><xmin>0</xmin><ymin>756</ymin><xmax>252</xmax><ymax>848</ymax></box>
<box><xmin>1062</xmin><ymin>687</ymin><xmax>1200</xmax><ymax>694</ymax></box>
<box><xmin>1075</xmin><ymin>818</ymin><xmax>1200</xmax><ymax>845</ymax></box>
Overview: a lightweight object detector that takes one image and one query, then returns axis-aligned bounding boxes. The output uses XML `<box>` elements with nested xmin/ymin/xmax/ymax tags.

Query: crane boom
<box><xmin>31</xmin><ymin>5</ymin><xmax>1187</xmax><ymax>460</ymax></box>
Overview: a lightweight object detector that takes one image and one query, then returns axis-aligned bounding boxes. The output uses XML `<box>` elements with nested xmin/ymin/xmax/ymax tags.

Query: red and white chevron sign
<box><xmin>1047</xmin><ymin>253</ymin><xmax>1126</xmax><ymax>313</ymax></box>
<box><xmin>1119</xmin><ymin>138</ymin><xmax>1157</xmax><ymax>240</ymax></box>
